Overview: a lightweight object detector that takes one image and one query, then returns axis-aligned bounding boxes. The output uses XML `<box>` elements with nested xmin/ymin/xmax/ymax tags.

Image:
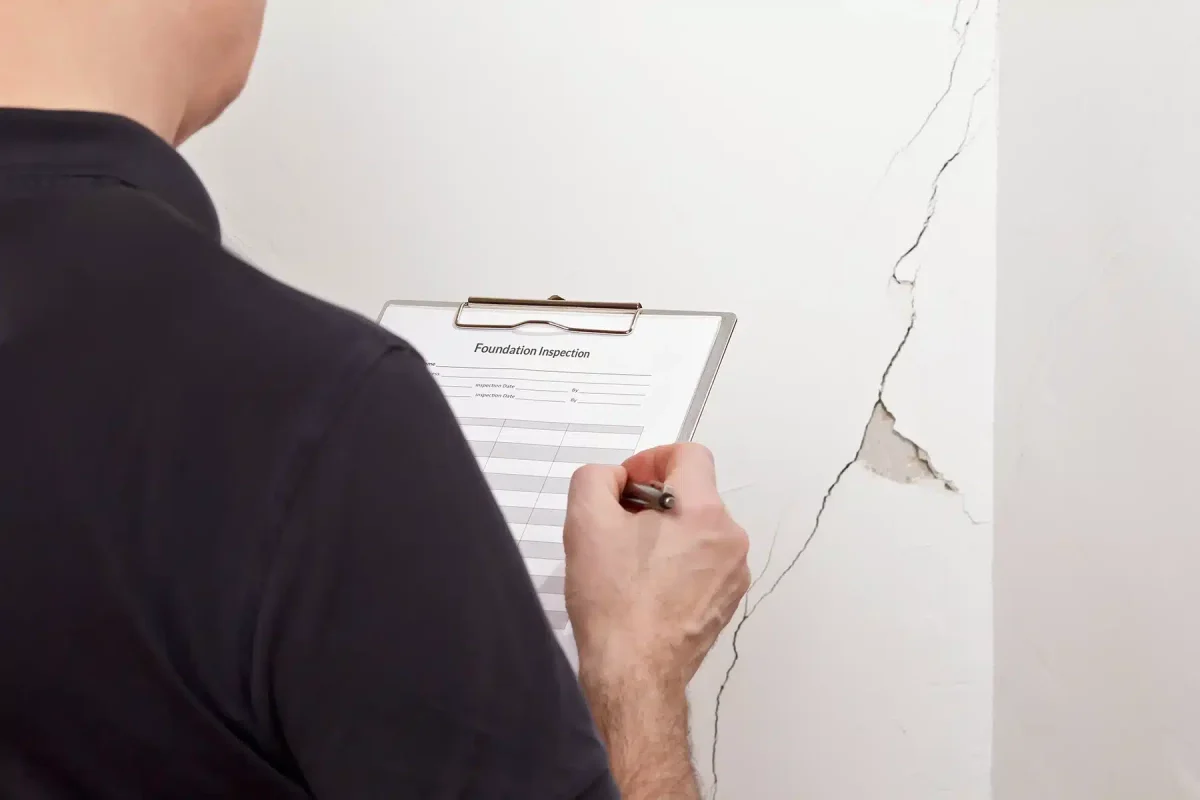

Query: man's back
<box><xmin>0</xmin><ymin>110</ymin><xmax>614</xmax><ymax>798</ymax></box>
<box><xmin>0</xmin><ymin>2</ymin><xmax>753</xmax><ymax>795</ymax></box>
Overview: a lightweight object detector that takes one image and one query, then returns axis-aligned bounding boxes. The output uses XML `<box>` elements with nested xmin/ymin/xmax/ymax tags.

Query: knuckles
<box><xmin>683</xmin><ymin>502</ymin><xmax>750</xmax><ymax>561</ymax></box>
<box><xmin>737</xmin><ymin>563</ymin><xmax>752</xmax><ymax>595</ymax></box>
<box><xmin>730</xmin><ymin>524</ymin><xmax>751</xmax><ymax>561</ymax></box>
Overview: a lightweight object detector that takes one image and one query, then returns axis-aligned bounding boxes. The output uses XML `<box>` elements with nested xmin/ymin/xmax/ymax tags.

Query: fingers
<box><xmin>623</xmin><ymin>443</ymin><xmax>720</xmax><ymax>504</ymax></box>
<box><xmin>564</xmin><ymin>464</ymin><xmax>627</xmax><ymax>560</ymax></box>
<box><xmin>567</xmin><ymin>463</ymin><xmax>627</xmax><ymax>508</ymax></box>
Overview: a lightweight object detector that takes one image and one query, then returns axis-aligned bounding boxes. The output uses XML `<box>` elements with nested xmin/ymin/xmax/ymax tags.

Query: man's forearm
<box><xmin>580</xmin><ymin>668</ymin><xmax>699</xmax><ymax>800</ymax></box>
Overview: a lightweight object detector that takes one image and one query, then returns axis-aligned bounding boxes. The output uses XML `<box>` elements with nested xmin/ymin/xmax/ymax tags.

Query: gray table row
<box><xmin>460</xmin><ymin>417</ymin><xmax>643</xmax><ymax>435</ymax></box>
<box><xmin>470</xmin><ymin>440</ymin><xmax>635</xmax><ymax>465</ymax></box>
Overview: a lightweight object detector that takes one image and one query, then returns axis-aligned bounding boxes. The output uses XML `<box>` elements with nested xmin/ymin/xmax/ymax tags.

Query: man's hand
<box><xmin>564</xmin><ymin>444</ymin><xmax>750</xmax><ymax>800</ymax></box>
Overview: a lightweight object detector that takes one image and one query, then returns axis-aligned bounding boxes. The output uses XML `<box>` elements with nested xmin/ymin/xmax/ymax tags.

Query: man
<box><xmin>0</xmin><ymin>2</ymin><xmax>751</xmax><ymax>799</ymax></box>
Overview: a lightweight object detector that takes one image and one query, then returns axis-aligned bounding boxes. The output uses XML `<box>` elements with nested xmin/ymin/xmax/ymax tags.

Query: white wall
<box><xmin>185</xmin><ymin>3</ymin><xmax>996</xmax><ymax>797</ymax></box>
<box><xmin>996</xmin><ymin>3</ymin><xmax>1200</xmax><ymax>798</ymax></box>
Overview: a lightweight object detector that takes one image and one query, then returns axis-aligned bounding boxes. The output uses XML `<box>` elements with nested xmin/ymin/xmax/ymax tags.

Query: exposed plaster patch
<box><xmin>859</xmin><ymin>400</ymin><xmax>958</xmax><ymax>491</ymax></box>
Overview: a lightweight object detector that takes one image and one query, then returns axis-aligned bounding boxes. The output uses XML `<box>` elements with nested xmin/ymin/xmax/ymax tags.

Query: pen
<box><xmin>621</xmin><ymin>481</ymin><xmax>676</xmax><ymax>512</ymax></box>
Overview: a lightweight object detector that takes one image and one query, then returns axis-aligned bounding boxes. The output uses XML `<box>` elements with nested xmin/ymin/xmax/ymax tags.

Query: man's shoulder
<box><xmin>2</xmin><ymin>185</ymin><xmax>429</xmax><ymax>452</ymax></box>
<box><xmin>15</xmin><ymin>185</ymin><xmax>408</xmax><ymax>385</ymax></box>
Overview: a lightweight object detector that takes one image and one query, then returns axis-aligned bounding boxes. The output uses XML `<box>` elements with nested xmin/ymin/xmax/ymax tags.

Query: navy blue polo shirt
<box><xmin>0</xmin><ymin>108</ymin><xmax>616</xmax><ymax>799</ymax></box>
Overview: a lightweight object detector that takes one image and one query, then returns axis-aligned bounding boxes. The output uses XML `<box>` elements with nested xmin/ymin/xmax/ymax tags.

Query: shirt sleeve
<box><xmin>257</xmin><ymin>346</ymin><xmax>618</xmax><ymax>800</ymax></box>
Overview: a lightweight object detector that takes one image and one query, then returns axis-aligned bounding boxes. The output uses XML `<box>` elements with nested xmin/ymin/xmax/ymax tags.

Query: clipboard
<box><xmin>377</xmin><ymin>296</ymin><xmax>736</xmax><ymax>442</ymax></box>
<box><xmin>377</xmin><ymin>295</ymin><xmax>735</xmax><ymax>647</ymax></box>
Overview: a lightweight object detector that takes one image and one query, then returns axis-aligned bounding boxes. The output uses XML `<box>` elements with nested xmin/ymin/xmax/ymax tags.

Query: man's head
<box><xmin>176</xmin><ymin>0</ymin><xmax>269</xmax><ymax>142</ymax></box>
<box><xmin>0</xmin><ymin>0</ymin><xmax>268</xmax><ymax>145</ymax></box>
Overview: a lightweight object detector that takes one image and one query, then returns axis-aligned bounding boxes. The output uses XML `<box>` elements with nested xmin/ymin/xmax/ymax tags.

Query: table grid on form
<box><xmin>434</xmin><ymin>364</ymin><xmax>652</xmax><ymax>411</ymax></box>
<box><xmin>459</xmin><ymin>416</ymin><xmax>644</xmax><ymax>630</ymax></box>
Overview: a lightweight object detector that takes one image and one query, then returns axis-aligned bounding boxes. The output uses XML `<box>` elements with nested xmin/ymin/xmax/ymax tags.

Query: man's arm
<box><xmin>580</xmin><ymin>669</ymin><xmax>696</xmax><ymax>799</ymax></box>
<box><xmin>564</xmin><ymin>449</ymin><xmax>752</xmax><ymax>800</ymax></box>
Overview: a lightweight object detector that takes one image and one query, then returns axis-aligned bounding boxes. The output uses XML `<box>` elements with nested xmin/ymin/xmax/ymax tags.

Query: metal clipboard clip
<box><xmin>453</xmin><ymin>295</ymin><xmax>643</xmax><ymax>336</ymax></box>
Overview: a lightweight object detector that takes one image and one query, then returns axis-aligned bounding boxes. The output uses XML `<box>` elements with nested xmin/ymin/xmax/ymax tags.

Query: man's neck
<box><xmin>0</xmin><ymin>2</ymin><xmax>188</xmax><ymax>144</ymax></box>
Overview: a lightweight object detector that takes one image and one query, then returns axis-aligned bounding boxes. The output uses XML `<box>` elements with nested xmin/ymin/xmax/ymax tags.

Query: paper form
<box><xmin>378</xmin><ymin>304</ymin><xmax>728</xmax><ymax>649</ymax></box>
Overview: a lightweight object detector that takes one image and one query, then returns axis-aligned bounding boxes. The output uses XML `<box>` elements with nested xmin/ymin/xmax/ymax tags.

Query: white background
<box><xmin>184</xmin><ymin>2</ymin><xmax>996</xmax><ymax>797</ymax></box>
<box><xmin>996</xmin><ymin>2</ymin><xmax>1200</xmax><ymax>798</ymax></box>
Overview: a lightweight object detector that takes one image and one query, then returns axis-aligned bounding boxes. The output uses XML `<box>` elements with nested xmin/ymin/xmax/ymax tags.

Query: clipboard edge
<box><xmin>376</xmin><ymin>299</ymin><xmax>734</xmax><ymax>325</ymax></box>
<box><xmin>675</xmin><ymin>311</ymin><xmax>737</xmax><ymax>443</ymax></box>
<box><xmin>456</xmin><ymin>297</ymin><xmax>642</xmax><ymax>336</ymax></box>
<box><xmin>376</xmin><ymin>300</ymin><xmax>737</xmax><ymax>443</ymax></box>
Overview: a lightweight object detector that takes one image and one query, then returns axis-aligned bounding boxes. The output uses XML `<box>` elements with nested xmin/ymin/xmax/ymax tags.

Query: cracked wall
<box><xmin>184</xmin><ymin>2</ymin><xmax>997</xmax><ymax>797</ymax></box>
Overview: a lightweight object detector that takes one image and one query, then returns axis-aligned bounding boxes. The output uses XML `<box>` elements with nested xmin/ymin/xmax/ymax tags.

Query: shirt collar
<box><xmin>0</xmin><ymin>108</ymin><xmax>221</xmax><ymax>238</ymax></box>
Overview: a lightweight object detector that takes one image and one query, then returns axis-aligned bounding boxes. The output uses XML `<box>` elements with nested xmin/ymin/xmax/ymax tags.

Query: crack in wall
<box><xmin>884</xmin><ymin>0</ymin><xmax>982</xmax><ymax>179</ymax></box>
<box><xmin>709</xmin><ymin>438</ymin><xmax>862</xmax><ymax>800</ymax></box>
<box><xmin>706</xmin><ymin>66</ymin><xmax>993</xmax><ymax>800</ymax></box>
<box><xmin>893</xmin><ymin>72</ymin><xmax>991</xmax><ymax>284</ymax></box>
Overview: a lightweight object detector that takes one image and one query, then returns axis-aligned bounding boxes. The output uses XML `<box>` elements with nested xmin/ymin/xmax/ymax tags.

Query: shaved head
<box><xmin>0</xmin><ymin>0</ymin><xmax>268</xmax><ymax>144</ymax></box>
<box><xmin>176</xmin><ymin>0</ymin><xmax>269</xmax><ymax>139</ymax></box>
